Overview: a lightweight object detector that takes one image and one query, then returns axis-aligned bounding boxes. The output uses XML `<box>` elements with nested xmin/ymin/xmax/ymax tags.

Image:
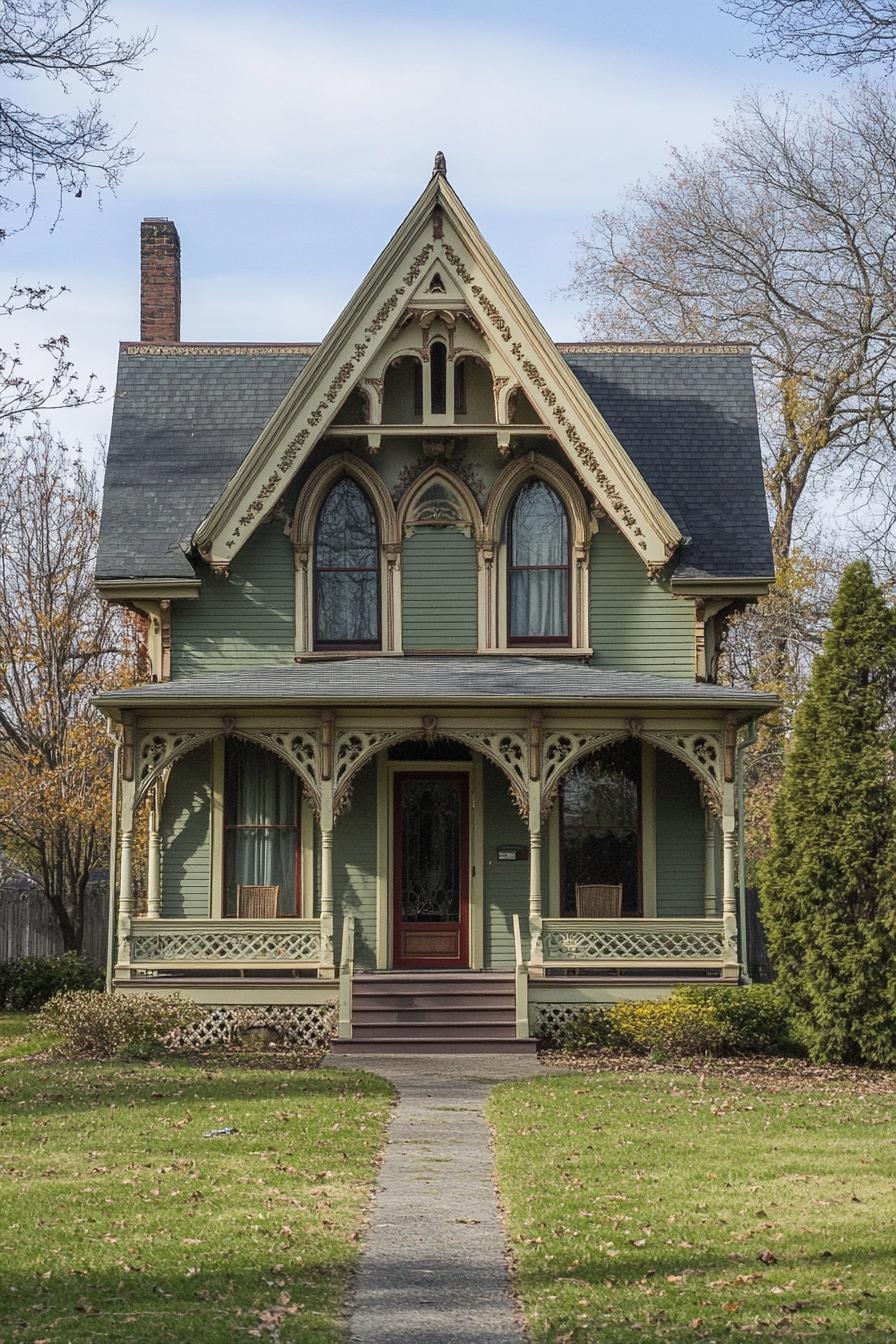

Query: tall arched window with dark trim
<box><xmin>507</xmin><ymin>479</ymin><xmax>570</xmax><ymax>644</ymax></box>
<box><xmin>314</xmin><ymin>477</ymin><xmax>380</xmax><ymax>648</ymax></box>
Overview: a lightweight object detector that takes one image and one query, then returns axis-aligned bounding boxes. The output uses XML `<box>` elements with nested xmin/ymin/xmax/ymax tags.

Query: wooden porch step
<box><xmin>349</xmin><ymin>1016</ymin><xmax>518</xmax><ymax>1037</ymax></box>
<box><xmin>353</xmin><ymin>1006</ymin><xmax>515</xmax><ymax>1025</ymax></box>
<box><xmin>353</xmin><ymin>993</ymin><xmax>515</xmax><ymax>1011</ymax></box>
<box><xmin>345</xmin><ymin>970</ymin><xmax>535</xmax><ymax>1054</ymax></box>
<box><xmin>352</xmin><ymin>974</ymin><xmax>514</xmax><ymax>994</ymax></box>
<box><xmin>331</xmin><ymin>1036</ymin><xmax>537</xmax><ymax>1055</ymax></box>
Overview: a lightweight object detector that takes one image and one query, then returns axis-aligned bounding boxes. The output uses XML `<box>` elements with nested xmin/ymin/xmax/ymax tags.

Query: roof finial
<box><xmin>432</xmin><ymin>150</ymin><xmax>447</xmax><ymax>178</ymax></box>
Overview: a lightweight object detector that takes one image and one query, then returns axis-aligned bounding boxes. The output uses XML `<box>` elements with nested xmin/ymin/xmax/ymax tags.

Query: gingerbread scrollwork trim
<box><xmin>135</xmin><ymin>730</ymin><xmax>216</xmax><ymax>807</ymax></box>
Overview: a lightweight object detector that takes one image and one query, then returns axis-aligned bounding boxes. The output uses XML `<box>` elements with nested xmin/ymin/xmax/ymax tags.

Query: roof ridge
<box><xmin>558</xmin><ymin>341</ymin><xmax>752</xmax><ymax>354</ymax></box>
<box><xmin>119</xmin><ymin>339</ymin><xmax>752</xmax><ymax>358</ymax></box>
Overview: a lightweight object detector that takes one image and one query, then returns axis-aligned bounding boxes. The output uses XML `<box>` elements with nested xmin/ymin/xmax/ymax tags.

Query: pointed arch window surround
<box><xmin>507</xmin><ymin>479</ymin><xmax>570</xmax><ymax>645</ymax></box>
<box><xmin>314</xmin><ymin>476</ymin><xmax>381</xmax><ymax>649</ymax></box>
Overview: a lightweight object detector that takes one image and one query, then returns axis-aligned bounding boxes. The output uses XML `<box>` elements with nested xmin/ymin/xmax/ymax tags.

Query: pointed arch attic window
<box><xmin>427</xmin><ymin>271</ymin><xmax>446</xmax><ymax>294</ymax></box>
<box><xmin>406</xmin><ymin>478</ymin><xmax>469</xmax><ymax>532</ymax></box>
<box><xmin>314</xmin><ymin>477</ymin><xmax>381</xmax><ymax>648</ymax></box>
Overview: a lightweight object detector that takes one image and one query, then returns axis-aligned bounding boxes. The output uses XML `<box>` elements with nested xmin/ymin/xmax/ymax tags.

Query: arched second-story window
<box><xmin>507</xmin><ymin>479</ymin><xmax>570</xmax><ymax>644</ymax></box>
<box><xmin>314</xmin><ymin>477</ymin><xmax>380</xmax><ymax>648</ymax></box>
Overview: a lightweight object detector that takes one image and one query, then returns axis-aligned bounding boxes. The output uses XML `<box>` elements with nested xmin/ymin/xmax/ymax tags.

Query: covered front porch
<box><xmin>97</xmin><ymin>659</ymin><xmax>774</xmax><ymax>1012</ymax></box>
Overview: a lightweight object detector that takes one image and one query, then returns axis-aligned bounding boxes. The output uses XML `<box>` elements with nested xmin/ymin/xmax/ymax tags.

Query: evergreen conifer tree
<box><xmin>761</xmin><ymin>561</ymin><xmax>896</xmax><ymax>1063</ymax></box>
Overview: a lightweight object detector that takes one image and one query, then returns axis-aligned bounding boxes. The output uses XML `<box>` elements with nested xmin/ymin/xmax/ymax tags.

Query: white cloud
<box><xmin>110</xmin><ymin>5</ymin><xmax>734</xmax><ymax>210</ymax></box>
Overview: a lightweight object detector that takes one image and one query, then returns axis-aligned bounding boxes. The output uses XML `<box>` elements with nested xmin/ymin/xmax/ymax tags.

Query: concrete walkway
<box><xmin>327</xmin><ymin>1052</ymin><xmax>555</xmax><ymax>1344</ymax></box>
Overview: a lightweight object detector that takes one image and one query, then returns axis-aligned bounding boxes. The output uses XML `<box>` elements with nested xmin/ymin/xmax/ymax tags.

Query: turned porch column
<box><xmin>318</xmin><ymin>778</ymin><xmax>335</xmax><ymax>978</ymax></box>
<box><xmin>146</xmin><ymin>787</ymin><xmax>162</xmax><ymax>919</ymax></box>
<box><xmin>116</xmin><ymin>776</ymin><xmax>135</xmax><ymax>970</ymax></box>
<box><xmin>527</xmin><ymin>717</ymin><xmax>544</xmax><ymax>972</ymax></box>
<box><xmin>721</xmin><ymin>771</ymin><xmax>739</xmax><ymax>982</ymax></box>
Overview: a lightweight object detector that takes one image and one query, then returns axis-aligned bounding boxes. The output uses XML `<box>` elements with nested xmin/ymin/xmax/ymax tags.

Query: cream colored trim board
<box><xmin>96</xmin><ymin>579</ymin><xmax>201</xmax><ymax>600</ymax></box>
<box><xmin>470</xmin><ymin>756</ymin><xmax>485</xmax><ymax>970</ymax></box>
<box><xmin>641</xmin><ymin>741</ymin><xmax>657</xmax><ymax>918</ymax></box>
<box><xmin>548</xmin><ymin>804</ymin><xmax>561</xmax><ymax>918</ymax></box>
<box><xmin>210</xmin><ymin>737</ymin><xmax>225</xmax><ymax>918</ymax></box>
<box><xmin>375</xmin><ymin>754</ymin><xmax>389</xmax><ymax>968</ymax></box>
<box><xmin>301</xmin><ymin>797</ymin><xmax>315</xmax><ymax>919</ymax></box>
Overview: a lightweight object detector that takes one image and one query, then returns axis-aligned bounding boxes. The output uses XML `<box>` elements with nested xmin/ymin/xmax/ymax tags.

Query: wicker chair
<box><xmin>236</xmin><ymin>884</ymin><xmax>280</xmax><ymax>919</ymax></box>
<box><xmin>575</xmin><ymin>883</ymin><xmax>623</xmax><ymax>918</ymax></box>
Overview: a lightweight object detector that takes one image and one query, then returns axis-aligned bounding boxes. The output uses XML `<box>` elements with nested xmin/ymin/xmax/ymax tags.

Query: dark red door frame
<box><xmin>392</xmin><ymin>770</ymin><xmax>470</xmax><ymax>969</ymax></box>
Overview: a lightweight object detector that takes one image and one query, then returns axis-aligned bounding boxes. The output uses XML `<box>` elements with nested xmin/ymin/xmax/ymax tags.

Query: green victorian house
<box><xmin>95</xmin><ymin>158</ymin><xmax>776</xmax><ymax>1051</ymax></box>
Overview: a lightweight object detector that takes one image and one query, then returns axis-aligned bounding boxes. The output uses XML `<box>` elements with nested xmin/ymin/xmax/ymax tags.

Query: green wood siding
<box><xmin>331</xmin><ymin>762</ymin><xmax>378</xmax><ymax>971</ymax></box>
<box><xmin>590</xmin><ymin>526</ymin><xmax>694</xmax><ymax>678</ymax></box>
<box><xmin>160</xmin><ymin>743</ymin><xmax>211</xmax><ymax>917</ymax></box>
<box><xmin>402</xmin><ymin>529</ymin><xmax>477</xmax><ymax>651</ymax></box>
<box><xmin>655</xmin><ymin>752</ymin><xmax>705</xmax><ymax>917</ymax></box>
<box><xmin>171</xmin><ymin>524</ymin><xmax>294</xmax><ymax>677</ymax></box>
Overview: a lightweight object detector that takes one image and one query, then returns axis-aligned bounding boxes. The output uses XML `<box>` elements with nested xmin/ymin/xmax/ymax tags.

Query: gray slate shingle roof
<box><xmin>96</xmin><ymin>344</ymin><xmax>773</xmax><ymax>582</ymax></box>
<box><xmin>97</xmin><ymin>348</ymin><xmax>312</xmax><ymax>580</ymax></box>
<box><xmin>562</xmin><ymin>350</ymin><xmax>773</xmax><ymax>581</ymax></box>
<box><xmin>94</xmin><ymin>656</ymin><xmax>777</xmax><ymax>711</ymax></box>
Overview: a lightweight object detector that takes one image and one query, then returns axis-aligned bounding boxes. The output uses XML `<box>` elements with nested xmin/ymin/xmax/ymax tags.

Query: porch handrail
<box><xmin>512</xmin><ymin>913</ymin><xmax>530</xmax><ymax>1040</ymax></box>
<box><xmin>338</xmin><ymin>914</ymin><xmax>356</xmax><ymax>1041</ymax></box>
<box><xmin>125</xmin><ymin>916</ymin><xmax>324</xmax><ymax>972</ymax></box>
<box><xmin>541</xmin><ymin>916</ymin><xmax>727</xmax><ymax>970</ymax></box>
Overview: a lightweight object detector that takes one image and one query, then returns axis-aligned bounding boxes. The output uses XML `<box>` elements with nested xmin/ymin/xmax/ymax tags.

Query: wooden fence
<box><xmin>0</xmin><ymin>880</ymin><xmax>108</xmax><ymax>967</ymax></box>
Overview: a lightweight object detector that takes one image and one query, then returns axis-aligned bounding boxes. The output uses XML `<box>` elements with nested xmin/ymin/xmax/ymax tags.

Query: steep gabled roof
<box><xmin>95</xmin><ymin>341</ymin><xmax>773</xmax><ymax>583</ymax></box>
<box><xmin>190</xmin><ymin>172</ymin><xmax>683</xmax><ymax>572</ymax></box>
<box><xmin>97</xmin><ymin>346</ymin><xmax>314</xmax><ymax>581</ymax></box>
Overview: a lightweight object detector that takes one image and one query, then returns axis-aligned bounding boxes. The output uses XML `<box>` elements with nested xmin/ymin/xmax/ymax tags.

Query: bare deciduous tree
<box><xmin>0</xmin><ymin>1</ymin><xmax>150</xmax><ymax>423</ymax></box>
<box><xmin>725</xmin><ymin>0</ymin><xmax>896</xmax><ymax>72</ymax></box>
<box><xmin>0</xmin><ymin>427</ymin><xmax>146</xmax><ymax>949</ymax></box>
<box><xmin>571</xmin><ymin>84</ymin><xmax>896</xmax><ymax>564</ymax></box>
<box><xmin>0</xmin><ymin>0</ymin><xmax>151</xmax><ymax>228</ymax></box>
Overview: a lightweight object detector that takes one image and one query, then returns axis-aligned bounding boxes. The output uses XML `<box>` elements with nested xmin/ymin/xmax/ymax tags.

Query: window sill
<box><xmin>295</xmin><ymin>650</ymin><xmax>404</xmax><ymax>662</ymax></box>
<box><xmin>499</xmin><ymin>646</ymin><xmax>593</xmax><ymax>659</ymax></box>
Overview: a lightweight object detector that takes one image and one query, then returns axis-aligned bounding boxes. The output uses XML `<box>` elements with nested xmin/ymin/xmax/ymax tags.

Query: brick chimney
<box><xmin>140</xmin><ymin>218</ymin><xmax>181</xmax><ymax>342</ymax></box>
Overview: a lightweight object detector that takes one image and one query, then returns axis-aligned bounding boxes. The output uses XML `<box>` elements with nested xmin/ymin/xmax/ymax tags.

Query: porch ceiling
<box><xmin>94</xmin><ymin>656</ymin><xmax>777</xmax><ymax>715</ymax></box>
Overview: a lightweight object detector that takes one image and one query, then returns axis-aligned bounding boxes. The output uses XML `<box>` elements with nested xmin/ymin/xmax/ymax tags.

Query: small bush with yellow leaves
<box><xmin>554</xmin><ymin>985</ymin><xmax>793</xmax><ymax>1057</ymax></box>
<box><xmin>37</xmin><ymin>990</ymin><xmax>206</xmax><ymax>1059</ymax></box>
<box><xmin>607</xmin><ymin>998</ymin><xmax>725</xmax><ymax>1056</ymax></box>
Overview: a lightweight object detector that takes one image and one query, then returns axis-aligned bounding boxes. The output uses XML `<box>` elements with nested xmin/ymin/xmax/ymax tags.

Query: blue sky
<box><xmin>4</xmin><ymin>0</ymin><xmax>825</xmax><ymax>449</ymax></box>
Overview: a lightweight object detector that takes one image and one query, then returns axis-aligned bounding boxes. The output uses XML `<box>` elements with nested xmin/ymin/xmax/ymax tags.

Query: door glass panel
<box><xmin>399</xmin><ymin>777</ymin><xmax>461</xmax><ymax>923</ymax></box>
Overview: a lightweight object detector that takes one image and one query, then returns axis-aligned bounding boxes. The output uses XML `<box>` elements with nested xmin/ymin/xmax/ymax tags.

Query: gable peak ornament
<box><xmin>432</xmin><ymin>150</ymin><xmax>447</xmax><ymax>178</ymax></box>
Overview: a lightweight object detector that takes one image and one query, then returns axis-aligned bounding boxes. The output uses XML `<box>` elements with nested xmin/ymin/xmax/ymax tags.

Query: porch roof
<box><xmin>95</xmin><ymin>656</ymin><xmax>778</xmax><ymax>716</ymax></box>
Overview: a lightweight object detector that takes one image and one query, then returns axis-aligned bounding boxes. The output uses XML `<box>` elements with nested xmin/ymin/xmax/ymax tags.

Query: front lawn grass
<box><xmin>0</xmin><ymin>1056</ymin><xmax>392</xmax><ymax>1343</ymax></box>
<box><xmin>489</xmin><ymin>1069</ymin><xmax>896</xmax><ymax>1343</ymax></box>
<box><xmin>0</xmin><ymin>1011</ymin><xmax>58</xmax><ymax>1060</ymax></box>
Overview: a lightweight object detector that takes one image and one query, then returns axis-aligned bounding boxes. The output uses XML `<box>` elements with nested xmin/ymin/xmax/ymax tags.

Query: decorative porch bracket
<box><xmin>539</xmin><ymin>726</ymin><xmax>724</xmax><ymax>818</ymax></box>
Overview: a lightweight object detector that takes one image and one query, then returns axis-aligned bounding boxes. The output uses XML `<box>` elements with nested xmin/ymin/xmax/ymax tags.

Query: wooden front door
<box><xmin>392</xmin><ymin>771</ymin><xmax>469</xmax><ymax>968</ymax></box>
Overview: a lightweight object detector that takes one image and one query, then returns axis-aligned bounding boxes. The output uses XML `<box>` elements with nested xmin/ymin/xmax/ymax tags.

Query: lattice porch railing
<box><xmin>541</xmin><ymin>917</ymin><xmax>727</xmax><ymax>969</ymax></box>
<box><xmin>125</xmin><ymin>918</ymin><xmax>323</xmax><ymax>971</ymax></box>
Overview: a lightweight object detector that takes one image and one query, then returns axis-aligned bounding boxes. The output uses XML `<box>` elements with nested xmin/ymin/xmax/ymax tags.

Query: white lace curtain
<box><xmin>225</xmin><ymin>741</ymin><xmax>298</xmax><ymax>915</ymax></box>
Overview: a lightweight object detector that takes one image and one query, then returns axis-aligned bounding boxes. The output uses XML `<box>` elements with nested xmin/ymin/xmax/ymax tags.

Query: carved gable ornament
<box><xmin>192</xmin><ymin>172</ymin><xmax>682</xmax><ymax>572</ymax></box>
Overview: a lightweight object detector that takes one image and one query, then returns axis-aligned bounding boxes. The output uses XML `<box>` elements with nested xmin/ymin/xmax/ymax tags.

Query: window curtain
<box><xmin>315</xmin><ymin>477</ymin><xmax>380</xmax><ymax>646</ymax></box>
<box><xmin>509</xmin><ymin>481</ymin><xmax>569</xmax><ymax>639</ymax></box>
<box><xmin>225</xmin><ymin>742</ymin><xmax>297</xmax><ymax>915</ymax></box>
